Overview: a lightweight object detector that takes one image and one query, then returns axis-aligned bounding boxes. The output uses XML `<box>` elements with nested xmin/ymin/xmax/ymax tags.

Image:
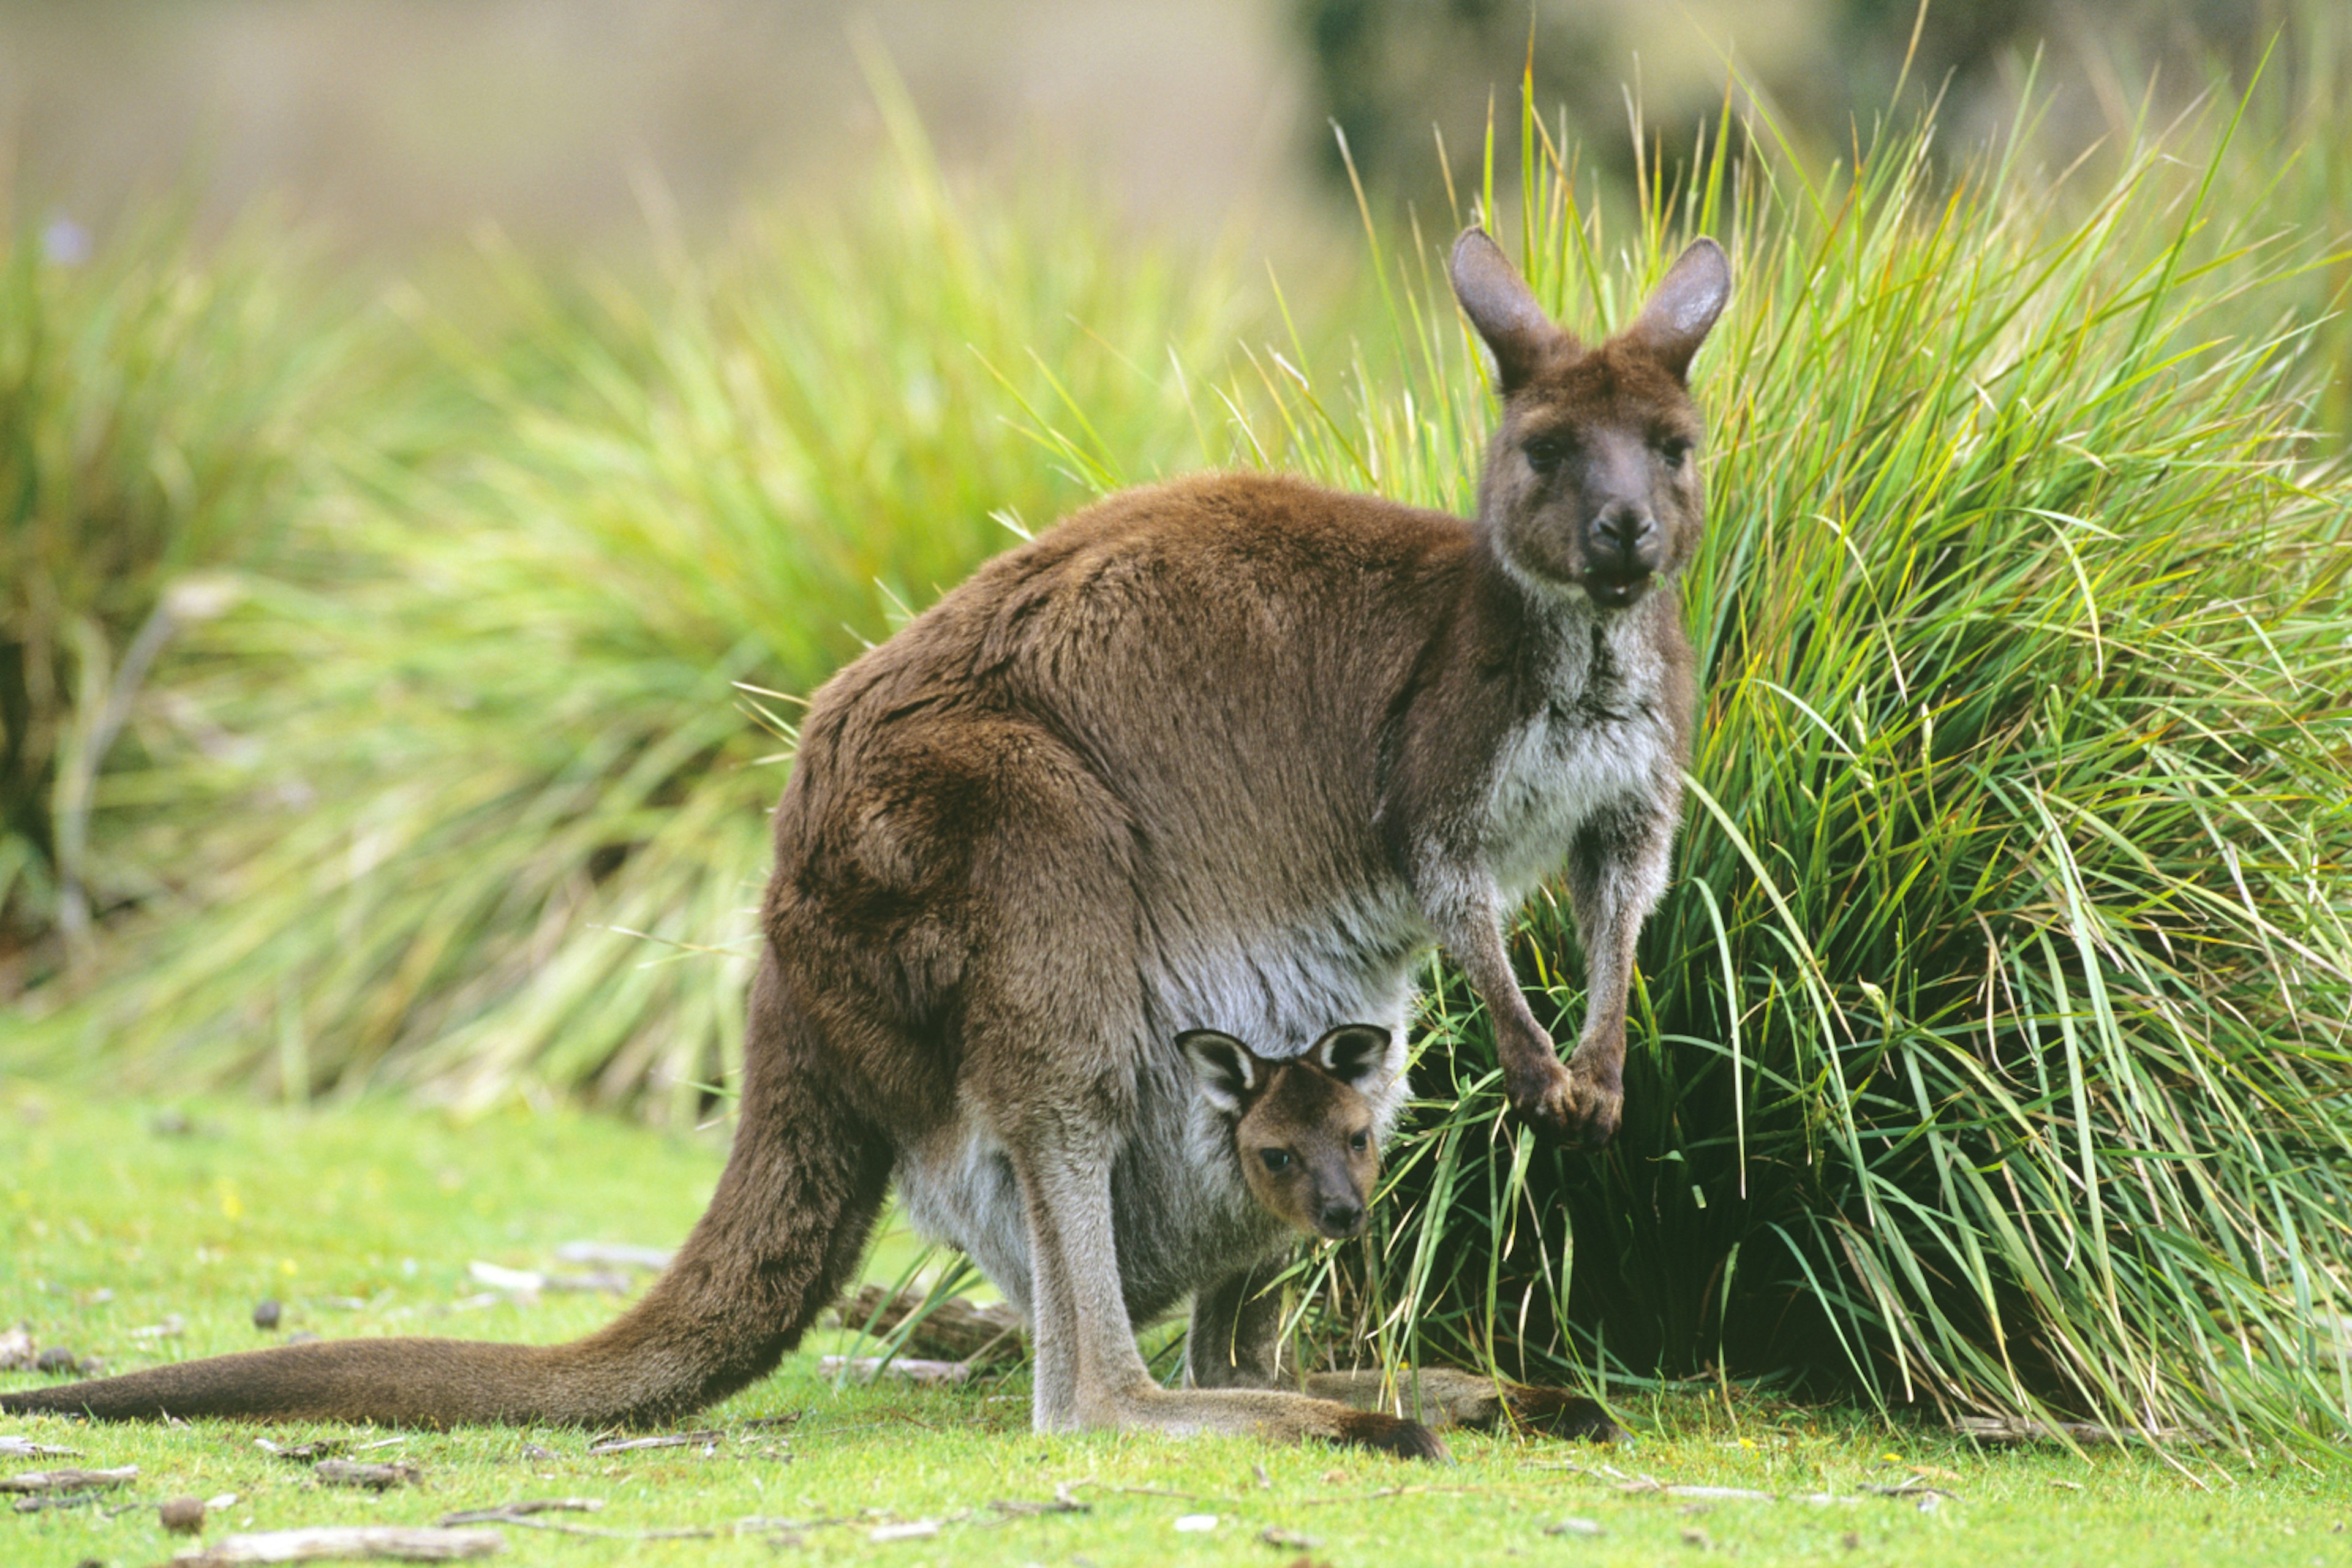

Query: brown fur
<box><xmin>2</xmin><ymin>231</ymin><xmax>1725</xmax><ymax>1460</ymax></box>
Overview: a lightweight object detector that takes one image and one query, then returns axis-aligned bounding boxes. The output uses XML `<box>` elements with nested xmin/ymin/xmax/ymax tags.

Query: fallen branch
<box><xmin>817</xmin><ymin>1354</ymin><xmax>972</xmax><ymax>1385</ymax></box>
<box><xmin>987</xmin><ymin>1482</ymin><xmax>1091</xmax><ymax>1517</ymax></box>
<box><xmin>255</xmin><ymin>1439</ymin><xmax>346</xmax><ymax>1463</ymax></box>
<box><xmin>14</xmin><ymin>1490</ymin><xmax>113</xmax><ymax>1514</ymax></box>
<box><xmin>454</xmin><ymin>1516</ymin><xmax>714</xmax><ymax>1542</ymax></box>
<box><xmin>834</xmin><ymin>1286</ymin><xmax>1025</xmax><ymax>1366</ymax></box>
<box><xmin>0</xmin><ymin>1438</ymin><xmax>81</xmax><ymax>1459</ymax></box>
<box><xmin>1951</xmin><ymin>1415</ymin><xmax>2209</xmax><ymax>1447</ymax></box>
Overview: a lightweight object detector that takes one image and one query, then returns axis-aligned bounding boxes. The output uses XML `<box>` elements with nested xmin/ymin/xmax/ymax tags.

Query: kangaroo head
<box><xmin>1449</xmin><ymin>228</ymin><xmax>1730</xmax><ymax>609</ymax></box>
<box><xmin>1180</xmin><ymin>1024</ymin><xmax>1392</xmax><ymax>1242</ymax></box>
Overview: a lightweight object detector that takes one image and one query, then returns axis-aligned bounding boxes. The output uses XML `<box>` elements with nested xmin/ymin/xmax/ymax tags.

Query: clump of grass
<box><xmin>1247</xmin><ymin>69</ymin><xmax>2352</xmax><ymax>1446</ymax></box>
<box><xmin>0</xmin><ymin>207</ymin><xmax>352</xmax><ymax>979</ymax></box>
<box><xmin>18</xmin><ymin>105</ymin><xmax>1265</xmax><ymax>1123</ymax></box>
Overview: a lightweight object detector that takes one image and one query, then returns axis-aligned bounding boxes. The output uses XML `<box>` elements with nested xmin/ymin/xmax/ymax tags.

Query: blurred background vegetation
<box><xmin>0</xmin><ymin>1</ymin><xmax>2316</xmax><ymax>249</ymax></box>
<box><xmin>2</xmin><ymin>0</ymin><xmax>2348</xmax><ymax>1446</ymax></box>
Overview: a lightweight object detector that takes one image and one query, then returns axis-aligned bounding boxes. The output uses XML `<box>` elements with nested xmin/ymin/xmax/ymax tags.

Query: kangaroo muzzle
<box><xmin>1583</xmin><ymin>500</ymin><xmax>1663</xmax><ymax>606</ymax></box>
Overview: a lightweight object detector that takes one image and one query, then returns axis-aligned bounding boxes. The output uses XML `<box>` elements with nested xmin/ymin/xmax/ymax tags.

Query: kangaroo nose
<box><xmin>1318</xmin><ymin>1200</ymin><xmax>1364</xmax><ymax>1237</ymax></box>
<box><xmin>1590</xmin><ymin>502</ymin><xmax>1657</xmax><ymax>559</ymax></box>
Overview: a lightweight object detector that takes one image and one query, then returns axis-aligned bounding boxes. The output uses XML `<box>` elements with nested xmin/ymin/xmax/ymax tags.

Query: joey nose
<box><xmin>1318</xmin><ymin>1200</ymin><xmax>1364</xmax><ymax>1238</ymax></box>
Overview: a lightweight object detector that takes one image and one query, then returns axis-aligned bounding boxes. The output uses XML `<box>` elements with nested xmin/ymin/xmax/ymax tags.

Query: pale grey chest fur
<box><xmin>1479</xmin><ymin>604</ymin><xmax>1680</xmax><ymax>899</ymax></box>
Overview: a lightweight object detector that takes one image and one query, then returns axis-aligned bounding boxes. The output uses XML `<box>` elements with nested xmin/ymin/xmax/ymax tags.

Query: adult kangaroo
<box><xmin>4</xmin><ymin>230</ymin><xmax>1727</xmax><ymax>1458</ymax></box>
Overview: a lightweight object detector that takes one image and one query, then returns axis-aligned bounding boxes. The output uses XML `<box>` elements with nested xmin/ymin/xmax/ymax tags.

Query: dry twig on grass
<box><xmin>437</xmin><ymin>1499</ymin><xmax>602</xmax><ymax>1526</ymax></box>
<box><xmin>582</xmin><ymin>1429</ymin><xmax>723</xmax><ymax>1454</ymax></box>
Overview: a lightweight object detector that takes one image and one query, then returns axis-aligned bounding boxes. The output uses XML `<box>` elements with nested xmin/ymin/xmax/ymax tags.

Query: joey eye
<box><xmin>1259</xmin><ymin>1148</ymin><xmax>1292</xmax><ymax>1173</ymax></box>
<box><xmin>1523</xmin><ymin>435</ymin><xmax>1570</xmax><ymax>475</ymax></box>
<box><xmin>1656</xmin><ymin>436</ymin><xmax>1694</xmax><ymax>469</ymax></box>
<box><xmin>1349</xmin><ymin>1131</ymin><xmax>1370</xmax><ymax>1153</ymax></box>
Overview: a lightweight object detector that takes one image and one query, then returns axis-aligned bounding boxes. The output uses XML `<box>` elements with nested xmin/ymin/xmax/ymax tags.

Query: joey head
<box><xmin>6</xmin><ymin>228</ymin><xmax>1722</xmax><ymax>1461</ymax></box>
<box><xmin>1182</xmin><ymin>1023</ymin><xmax>1390</xmax><ymax>1242</ymax></box>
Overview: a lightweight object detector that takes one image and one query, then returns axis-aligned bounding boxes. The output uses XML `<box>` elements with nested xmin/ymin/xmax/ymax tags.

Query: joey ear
<box><xmin>1625</xmin><ymin>236</ymin><xmax>1730</xmax><ymax>382</ymax></box>
<box><xmin>1180</xmin><ymin>1029</ymin><xmax>1259</xmax><ymax>1115</ymax></box>
<box><xmin>1449</xmin><ymin>228</ymin><xmax>1570</xmax><ymax>394</ymax></box>
<box><xmin>1311</xmin><ymin>1025</ymin><xmax>1394</xmax><ymax>1090</ymax></box>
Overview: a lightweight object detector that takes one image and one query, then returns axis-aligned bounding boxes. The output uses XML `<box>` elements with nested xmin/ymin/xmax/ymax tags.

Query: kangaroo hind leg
<box><xmin>950</xmin><ymin>726</ymin><xmax>1444</xmax><ymax>1460</ymax></box>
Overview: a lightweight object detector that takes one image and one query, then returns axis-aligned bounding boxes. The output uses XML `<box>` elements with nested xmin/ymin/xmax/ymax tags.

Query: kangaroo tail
<box><xmin>0</xmin><ymin>965</ymin><xmax>892</xmax><ymax>1428</ymax></box>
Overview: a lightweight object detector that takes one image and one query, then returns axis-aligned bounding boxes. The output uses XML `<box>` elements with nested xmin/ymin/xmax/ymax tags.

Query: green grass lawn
<box><xmin>4</xmin><ymin>1077</ymin><xmax>2348</xmax><ymax>1567</ymax></box>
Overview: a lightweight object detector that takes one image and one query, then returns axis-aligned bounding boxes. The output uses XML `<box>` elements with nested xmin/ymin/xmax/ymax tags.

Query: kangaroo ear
<box><xmin>1311</xmin><ymin>1025</ymin><xmax>1393</xmax><ymax>1090</ymax></box>
<box><xmin>1624</xmin><ymin>236</ymin><xmax>1729</xmax><ymax>382</ymax></box>
<box><xmin>1449</xmin><ymin>228</ymin><xmax>1570</xmax><ymax>394</ymax></box>
<box><xmin>1180</xmin><ymin>1030</ymin><xmax>1259</xmax><ymax>1115</ymax></box>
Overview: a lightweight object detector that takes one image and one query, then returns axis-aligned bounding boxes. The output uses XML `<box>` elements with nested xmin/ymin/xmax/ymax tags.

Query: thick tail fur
<box><xmin>0</xmin><ymin>969</ymin><xmax>891</xmax><ymax>1428</ymax></box>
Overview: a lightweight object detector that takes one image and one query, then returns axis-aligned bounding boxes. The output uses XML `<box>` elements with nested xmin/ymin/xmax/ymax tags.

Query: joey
<box><xmin>1180</xmin><ymin>1023</ymin><xmax>1624</xmax><ymax>1446</ymax></box>
<box><xmin>1182</xmin><ymin>1023</ymin><xmax>1389</xmax><ymax>1242</ymax></box>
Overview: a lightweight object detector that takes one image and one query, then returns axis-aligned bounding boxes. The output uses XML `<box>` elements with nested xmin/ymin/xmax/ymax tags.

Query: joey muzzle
<box><xmin>1315</xmin><ymin>1197</ymin><xmax>1365</xmax><ymax>1240</ymax></box>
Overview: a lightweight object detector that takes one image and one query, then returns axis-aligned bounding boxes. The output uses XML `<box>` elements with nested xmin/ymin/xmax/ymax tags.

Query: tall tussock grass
<box><xmin>1262</xmin><ymin>86</ymin><xmax>2352</xmax><ymax>1445</ymax></box>
<box><xmin>0</xmin><ymin>209</ymin><xmax>352</xmax><ymax>975</ymax></box>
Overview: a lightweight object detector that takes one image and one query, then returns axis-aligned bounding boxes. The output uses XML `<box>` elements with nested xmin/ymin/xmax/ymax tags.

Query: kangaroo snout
<box><xmin>1585</xmin><ymin>500</ymin><xmax>1662</xmax><ymax>604</ymax></box>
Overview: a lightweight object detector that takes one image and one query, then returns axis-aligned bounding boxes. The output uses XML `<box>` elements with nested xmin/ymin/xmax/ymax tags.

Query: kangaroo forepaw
<box><xmin>1502</xmin><ymin>1387</ymin><xmax>1624</xmax><ymax>1442</ymax></box>
<box><xmin>1502</xmin><ymin>1050</ymin><xmax>1575</xmax><ymax>1135</ymax></box>
<box><xmin>1504</xmin><ymin>1054</ymin><xmax>1620</xmax><ymax>1150</ymax></box>
<box><xmin>1330</xmin><ymin>1409</ymin><xmax>1451</xmax><ymax>1461</ymax></box>
<box><xmin>1558</xmin><ymin>1066</ymin><xmax>1622</xmax><ymax>1150</ymax></box>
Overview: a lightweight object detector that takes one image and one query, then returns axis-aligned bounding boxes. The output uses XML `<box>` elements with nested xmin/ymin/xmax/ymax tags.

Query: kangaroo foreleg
<box><xmin>1432</xmin><ymin>890</ymin><xmax>1593</xmax><ymax>1143</ymax></box>
<box><xmin>1556</xmin><ymin>797</ymin><xmax>1676</xmax><ymax>1150</ymax></box>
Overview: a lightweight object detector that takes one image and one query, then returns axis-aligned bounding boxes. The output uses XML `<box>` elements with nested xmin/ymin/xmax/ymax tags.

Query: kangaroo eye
<box><xmin>1657</xmin><ymin>436</ymin><xmax>1694</xmax><ymax>469</ymax></box>
<box><xmin>1523</xmin><ymin>435</ymin><xmax>1570</xmax><ymax>475</ymax></box>
<box><xmin>1349</xmin><ymin>1131</ymin><xmax>1370</xmax><ymax>1153</ymax></box>
<box><xmin>1259</xmin><ymin>1148</ymin><xmax>1292</xmax><ymax>1172</ymax></box>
